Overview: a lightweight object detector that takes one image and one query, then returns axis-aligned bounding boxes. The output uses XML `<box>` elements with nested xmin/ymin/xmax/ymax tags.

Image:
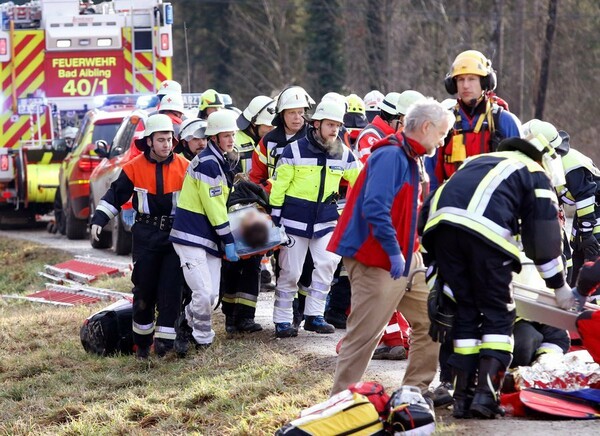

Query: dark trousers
<box><xmin>131</xmin><ymin>224</ymin><xmax>183</xmax><ymax>348</ymax></box>
<box><xmin>325</xmin><ymin>260</ymin><xmax>352</xmax><ymax>314</ymax></box>
<box><xmin>221</xmin><ymin>256</ymin><xmax>261</xmax><ymax>321</ymax></box>
<box><xmin>432</xmin><ymin>226</ymin><xmax>515</xmax><ymax>368</ymax></box>
<box><xmin>512</xmin><ymin>319</ymin><xmax>570</xmax><ymax>367</ymax></box>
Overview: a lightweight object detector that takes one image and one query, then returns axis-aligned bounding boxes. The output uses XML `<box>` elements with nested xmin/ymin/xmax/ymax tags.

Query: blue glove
<box><xmin>389</xmin><ymin>254</ymin><xmax>405</xmax><ymax>280</ymax></box>
<box><xmin>571</xmin><ymin>287</ymin><xmax>589</xmax><ymax>311</ymax></box>
<box><xmin>224</xmin><ymin>243</ymin><xmax>239</xmax><ymax>262</ymax></box>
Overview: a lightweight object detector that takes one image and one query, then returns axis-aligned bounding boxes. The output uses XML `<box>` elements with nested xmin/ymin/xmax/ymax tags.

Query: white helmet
<box><xmin>179</xmin><ymin>118</ymin><xmax>207</xmax><ymax>141</ymax></box>
<box><xmin>311</xmin><ymin>100</ymin><xmax>346</xmax><ymax>124</ymax></box>
<box><xmin>363</xmin><ymin>90</ymin><xmax>384</xmax><ymax>111</ymax></box>
<box><xmin>159</xmin><ymin>93</ymin><xmax>185</xmax><ymax>113</ymax></box>
<box><xmin>157</xmin><ymin>80</ymin><xmax>182</xmax><ymax>97</ymax></box>
<box><xmin>275</xmin><ymin>86</ymin><xmax>315</xmax><ymax>113</ymax></box>
<box><xmin>321</xmin><ymin>92</ymin><xmax>348</xmax><ymax>111</ymax></box>
<box><xmin>134</xmin><ymin>114</ymin><xmax>174</xmax><ymax>150</ymax></box>
<box><xmin>62</xmin><ymin>126</ymin><xmax>79</xmax><ymax>139</ymax></box>
<box><xmin>238</xmin><ymin>95</ymin><xmax>276</xmax><ymax>130</ymax></box>
<box><xmin>441</xmin><ymin>98</ymin><xmax>457</xmax><ymax>111</ymax></box>
<box><xmin>205</xmin><ymin>109</ymin><xmax>239</xmax><ymax>136</ymax></box>
<box><xmin>521</xmin><ymin>119</ymin><xmax>562</xmax><ymax>149</ymax></box>
<box><xmin>396</xmin><ymin>90</ymin><xmax>426</xmax><ymax>115</ymax></box>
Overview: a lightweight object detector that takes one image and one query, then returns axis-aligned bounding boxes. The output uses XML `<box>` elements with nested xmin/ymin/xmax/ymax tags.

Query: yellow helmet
<box><xmin>346</xmin><ymin>94</ymin><xmax>366</xmax><ymax>115</ymax></box>
<box><xmin>450</xmin><ymin>50</ymin><xmax>490</xmax><ymax>78</ymax></box>
<box><xmin>198</xmin><ymin>89</ymin><xmax>224</xmax><ymax>112</ymax></box>
<box><xmin>445</xmin><ymin>50</ymin><xmax>496</xmax><ymax>94</ymax></box>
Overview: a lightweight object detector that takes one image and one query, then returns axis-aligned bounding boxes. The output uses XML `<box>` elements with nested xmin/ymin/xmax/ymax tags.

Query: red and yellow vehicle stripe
<box><xmin>0</xmin><ymin>29</ymin><xmax>51</xmax><ymax>148</ymax></box>
<box><xmin>122</xmin><ymin>27</ymin><xmax>172</xmax><ymax>94</ymax></box>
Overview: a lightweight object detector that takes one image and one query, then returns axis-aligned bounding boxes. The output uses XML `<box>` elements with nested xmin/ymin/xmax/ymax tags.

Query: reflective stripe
<box><xmin>281</xmin><ymin>218</ymin><xmax>308</xmax><ymax>231</ymax></box>
<box><xmin>97</xmin><ymin>200</ymin><xmax>118</xmax><ymax>219</ymax></box>
<box><xmin>154</xmin><ymin>326</ymin><xmax>176</xmax><ymax>340</ymax></box>
<box><xmin>271</xmin><ymin>208</ymin><xmax>281</xmax><ymax>217</ymax></box>
<box><xmin>536</xmin><ymin>257</ymin><xmax>564</xmax><ymax>278</ymax></box>
<box><xmin>132</xmin><ymin>321</ymin><xmax>155</xmax><ymax>335</ymax></box>
<box><xmin>170</xmin><ymin>229</ymin><xmax>218</xmax><ymax>251</ymax></box>
<box><xmin>237</xmin><ymin>292</ymin><xmax>258</xmax><ymax>303</ymax></box>
<box><xmin>359</xmin><ymin>147</ymin><xmax>372</xmax><ymax>158</ymax></box>
<box><xmin>298</xmin><ymin>285</ymin><xmax>309</xmax><ymax>297</ymax></box>
<box><xmin>135</xmin><ymin>189</ymin><xmax>150</xmax><ymax>214</ymax></box>
<box><xmin>199</xmin><ymin>172</ymin><xmax>224</xmax><ymax>187</ymax></box>
<box><xmin>307</xmin><ymin>288</ymin><xmax>328</xmax><ymax>301</ymax></box>
<box><xmin>534</xmin><ymin>188</ymin><xmax>557</xmax><ymax>202</ymax></box>
<box><xmin>454</xmin><ymin>338</ymin><xmax>481</xmax><ymax>355</ymax></box>
<box><xmin>171</xmin><ymin>190</ymin><xmax>179</xmax><ymax>215</ymax></box>
<box><xmin>578</xmin><ymin>205</ymin><xmax>596</xmax><ymax>217</ymax></box>
<box><xmin>311</xmin><ymin>281</ymin><xmax>330</xmax><ymax>292</ymax></box>
<box><xmin>427</xmin><ymin>207</ymin><xmax>520</xmax><ymax>257</ymax></box>
<box><xmin>215</xmin><ymin>225</ymin><xmax>231</xmax><ymax>236</ymax></box>
<box><xmin>314</xmin><ymin>221</ymin><xmax>337</xmax><ymax>232</ymax></box>
<box><xmin>274</xmin><ymin>299</ymin><xmax>294</xmax><ymax>309</ymax></box>
<box><xmin>481</xmin><ymin>334</ymin><xmax>514</xmax><ymax>352</ymax></box>
<box><xmin>290</xmin><ymin>142</ymin><xmax>318</xmax><ymax>166</ymax></box>
<box><xmin>536</xmin><ymin>342</ymin><xmax>564</xmax><ymax>355</ymax></box>
<box><xmin>385</xmin><ymin>323</ymin><xmax>401</xmax><ymax>334</ymax></box>
<box><xmin>443</xmin><ymin>284</ymin><xmax>455</xmax><ymax>302</ymax></box>
<box><xmin>278</xmin><ymin>157</ymin><xmax>295</xmax><ymax>166</ymax></box>
<box><xmin>468</xmin><ymin>160</ymin><xmax>522</xmax><ymax>214</ymax></box>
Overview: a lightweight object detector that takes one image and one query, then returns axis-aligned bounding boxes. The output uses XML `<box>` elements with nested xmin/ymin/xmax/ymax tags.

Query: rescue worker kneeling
<box><xmin>421</xmin><ymin>133</ymin><xmax>574</xmax><ymax>419</ymax></box>
<box><xmin>169</xmin><ymin>110</ymin><xmax>241</xmax><ymax>355</ymax></box>
<box><xmin>270</xmin><ymin>100</ymin><xmax>360</xmax><ymax>338</ymax></box>
<box><xmin>91</xmin><ymin>114</ymin><xmax>188</xmax><ymax>359</ymax></box>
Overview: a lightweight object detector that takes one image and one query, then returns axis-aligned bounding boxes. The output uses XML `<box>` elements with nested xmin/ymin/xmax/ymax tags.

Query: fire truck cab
<box><xmin>0</xmin><ymin>0</ymin><xmax>173</xmax><ymax>227</ymax></box>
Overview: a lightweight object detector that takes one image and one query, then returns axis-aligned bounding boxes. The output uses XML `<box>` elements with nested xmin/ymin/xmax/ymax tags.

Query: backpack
<box><xmin>80</xmin><ymin>299</ymin><xmax>134</xmax><ymax>356</ymax></box>
<box><xmin>387</xmin><ymin>386</ymin><xmax>436</xmax><ymax>436</ymax></box>
<box><xmin>276</xmin><ymin>390</ymin><xmax>386</xmax><ymax>436</ymax></box>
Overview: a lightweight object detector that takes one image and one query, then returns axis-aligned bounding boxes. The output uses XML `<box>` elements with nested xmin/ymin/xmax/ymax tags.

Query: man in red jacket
<box><xmin>328</xmin><ymin>99</ymin><xmax>453</xmax><ymax>395</ymax></box>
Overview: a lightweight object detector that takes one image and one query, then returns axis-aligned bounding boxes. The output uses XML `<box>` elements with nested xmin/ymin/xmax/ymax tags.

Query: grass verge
<box><xmin>0</xmin><ymin>237</ymin><xmax>335</xmax><ymax>435</ymax></box>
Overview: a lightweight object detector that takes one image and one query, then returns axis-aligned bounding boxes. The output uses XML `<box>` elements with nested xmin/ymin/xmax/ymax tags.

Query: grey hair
<box><xmin>404</xmin><ymin>98</ymin><xmax>454</xmax><ymax>133</ymax></box>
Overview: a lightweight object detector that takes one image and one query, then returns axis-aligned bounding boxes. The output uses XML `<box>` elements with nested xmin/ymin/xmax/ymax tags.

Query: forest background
<box><xmin>171</xmin><ymin>0</ymin><xmax>599</xmax><ymax>160</ymax></box>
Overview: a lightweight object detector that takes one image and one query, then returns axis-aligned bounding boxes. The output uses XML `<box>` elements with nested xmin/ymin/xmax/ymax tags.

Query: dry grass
<box><xmin>0</xmin><ymin>237</ymin><xmax>336</xmax><ymax>435</ymax></box>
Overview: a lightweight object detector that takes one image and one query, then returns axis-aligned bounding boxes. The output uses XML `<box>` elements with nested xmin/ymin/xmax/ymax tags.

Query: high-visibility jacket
<box><xmin>235</xmin><ymin>129</ymin><xmax>259</xmax><ymax>174</ymax></box>
<box><xmin>356</xmin><ymin>115</ymin><xmax>396</xmax><ymax>164</ymax></box>
<box><xmin>169</xmin><ymin>141</ymin><xmax>236</xmax><ymax>257</ymax></box>
<box><xmin>556</xmin><ymin>146</ymin><xmax>600</xmax><ymax>236</ymax></box>
<box><xmin>435</xmin><ymin>98</ymin><xmax>521</xmax><ymax>182</ymax></box>
<box><xmin>270</xmin><ymin>128</ymin><xmax>361</xmax><ymax>239</ymax></box>
<box><xmin>422</xmin><ymin>151</ymin><xmax>565</xmax><ymax>289</ymax></box>
<box><xmin>327</xmin><ymin>132</ymin><xmax>426</xmax><ymax>275</ymax></box>
<box><xmin>249</xmin><ymin>124</ymin><xmax>308</xmax><ymax>192</ymax></box>
<box><xmin>93</xmin><ymin>150</ymin><xmax>188</xmax><ymax>227</ymax></box>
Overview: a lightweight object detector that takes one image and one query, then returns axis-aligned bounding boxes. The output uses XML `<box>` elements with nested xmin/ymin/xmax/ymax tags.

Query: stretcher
<box><xmin>228</xmin><ymin>205</ymin><xmax>289</xmax><ymax>259</ymax></box>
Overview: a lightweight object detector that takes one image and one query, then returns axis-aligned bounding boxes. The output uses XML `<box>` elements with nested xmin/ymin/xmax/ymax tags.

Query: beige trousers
<box><xmin>331</xmin><ymin>253</ymin><xmax>440</xmax><ymax>395</ymax></box>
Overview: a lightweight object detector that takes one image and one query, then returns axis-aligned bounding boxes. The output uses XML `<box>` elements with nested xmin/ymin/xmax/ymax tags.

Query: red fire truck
<box><xmin>0</xmin><ymin>0</ymin><xmax>173</xmax><ymax>226</ymax></box>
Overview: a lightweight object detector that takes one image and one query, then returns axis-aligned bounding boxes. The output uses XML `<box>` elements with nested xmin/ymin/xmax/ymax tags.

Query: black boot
<box><xmin>174</xmin><ymin>313</ymin><xmax>193</xmax><ymax>357</ymax></box>
<box><xmin>236</xmin><ymin>318</ymin><xmax>263</xmax><ymax>333</ymax></box>
<box><xmin>452</xmin><ymin>368</ymin><xmax>476</xmax><ymax>418</ymax></box>
<box><xmin>225</xmin><ymin>316</ymin><xmax>238</xmax><ymax>334</ymax></box>
<box><xmin>470</xmin><ymin>356</ymin><xmax>507</xmax><ymax>419</ymax></box>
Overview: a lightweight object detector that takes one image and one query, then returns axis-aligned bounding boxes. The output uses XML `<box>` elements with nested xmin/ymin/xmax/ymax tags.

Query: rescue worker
<box><xmin>270</xmin><ymin>100</ymin><xmax>360</xmax><ymax>338</ymax></box>
<box><xmin>328</xmin><ymin>99</ymin><xmax>453</xmax><ymax>396</ymax></box>
<box><xmin>197</xmin><ymin>89</ymin><xmax>224</xmax><ymax>119</ymax></box>
<box><xmin>218</xmin><ymin>96</ymin><xmax>276</xmax><ymax>334</ymax></box>
<box><xmin>249</xmin><ymin>86</ymin><xmax>315</xmax><ymax>326</ymax></box>
<box><xmin>175</xmin><ymin>118</ymin><xmax>207</xmax><ymax>161</ymax></box>
<box><xmin>343</xmin><ymin>94</ymin><xmax>368</xmax><ymax>150</ymax></box>
<box><xmin>235</xmin><ymin>95</ymin><xmax>276</xmax><ymax>174</ymax></box>
<box><xmin>356</xmin><ymin>90</ymin><xmax>425</xmax><ymax>164</ymax></box>
<box><xmin>169</xmin><ymin>110</ymin><xmax>241</xmax><ymax>355</ymax></box>
<box><xmin>511</xmin><ymin>319</ymin><xmax>570</xmax><ymax>368</ymax></box>
<box><xmin>363</xmin><ymin>89</ymin><xmax>384</xmax><ymax>122</ymax></box>
<box><xmin>91</xmin><ymin>114</ymin><xmax>188</xmax><ymax>359</ymax></box>
<box><xmin>158</xmin><ymin>93</ymin><xmax>185</xmax><ymax>136</ymax></box>
<box><xmin>249</xmin><ymin>86</ymin><xmax>314</xmax><ymax>191</ymax></box>
<box><xmin>436</xmin><ymin>50</ymin><xmax>521</xmax><ymax>182</ymax></box>
<box><xmin>421</xmin><ymin>133</ymin><xmax>574</xmax><ymax>419</ymax></box>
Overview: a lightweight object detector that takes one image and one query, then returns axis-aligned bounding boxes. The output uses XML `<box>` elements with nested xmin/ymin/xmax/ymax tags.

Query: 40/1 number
<box><xmin>62</xmin><ymin>78</ymin><xmax>108</xmax><ymax>96</ymax></box>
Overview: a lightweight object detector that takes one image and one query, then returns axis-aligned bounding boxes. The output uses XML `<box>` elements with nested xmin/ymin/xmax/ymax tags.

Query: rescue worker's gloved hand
<box><xmin>554</xmin><ymin>283</ymin><xmax>576</xmax><ymax>310</ymax></box>
<box><xmin>389</xmin><ymin>254</ymin><xmax>404</xmax><ymax>280</ymax></box>
<box><xmin>91</xmin><ymin>224</ymin><xmax>102</xmax><ymax>242</ymax></box>
<box><xmin>579</xmin><ymin>232</ymin><xmax>600</xmax><ymax>260</ymax></box>
<box><xmin>224</xmin><ymin>243</ymin><xmax>239</xmax><ymax>262</ymax></box>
